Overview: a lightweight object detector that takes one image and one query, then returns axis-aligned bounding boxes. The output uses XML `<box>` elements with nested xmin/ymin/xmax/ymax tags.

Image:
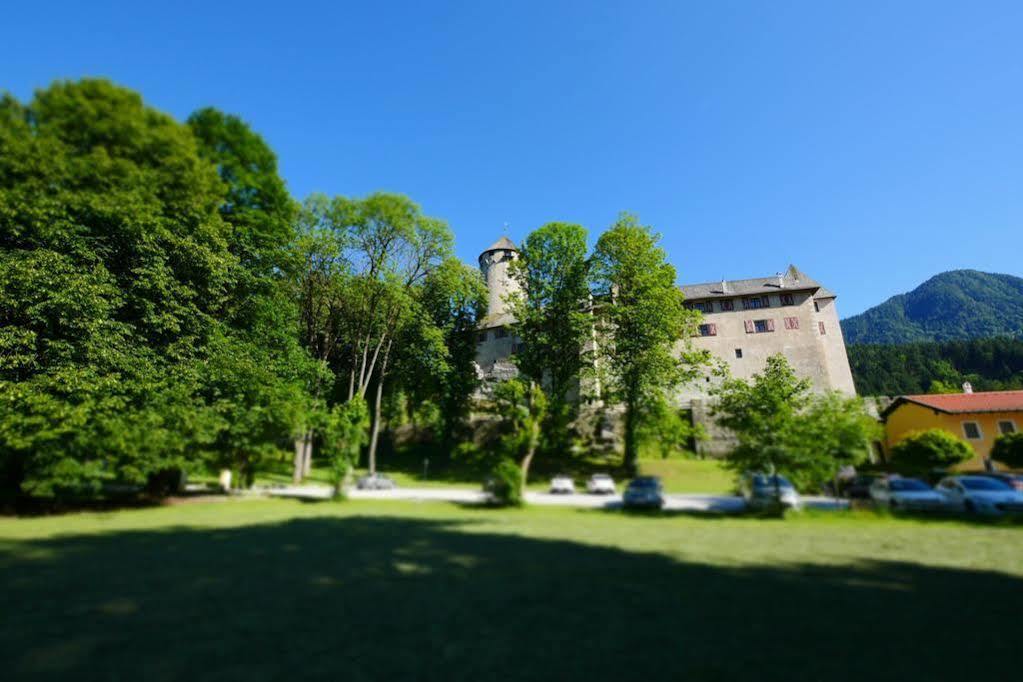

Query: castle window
<box><xmin>693</xmin><ymin>301</ymin><xmax>713</xmax><ymax>313</ymax></box>
<box><xmin>750</xmin><ymin>319</ymin><xmax>774</xmax><ymax>333</ymax></box>
<box><xmin>495</xmin><ymin>327</ymin><xmax>508</xmax><ymax>339</ymax></box>
<box><xmin>962</xmin><ymin>421</ymin><xmax>982</xmax><ymax>440</ymax></box>
<box><xmin>818</xmin><ymin>321</ymin><xmax>826</xmax><ymax>335</ymax></box>
<box><xmin>783</xmin><ymin>316</ymin><xmax>799</xmax><ymax>330</ymax></box>
<box><xmin>720</xmin><ymin>299</ymin><xmax>734</xmax><ymax>311</ymax></box>
<box><xmin>734</xmin><ymin>348</ymin><xmax>743</xmax><ymax>359</ymax></box>
<box><xmin>477</xmin><ymin>332</ymin><xmax>488</xmax><ymax>343</ymax></box>
<box><xmin>814</xmin><ymin>300</ymin><xmax>820</xmax><ymax>313</ymax></box>
<box><xmin>698</xmin><ymin>323</ymin><xmax>717</xmax><ymax>337</ymax></box>
<box><xmin>742</xmin><ymin>295</ymin><xmax>770</xmax><ymax>310</ymax></box>
<box><xmin>780</xmin><ymin>293</ymin><xmax>795</xmax><ymax>306</ymax></box>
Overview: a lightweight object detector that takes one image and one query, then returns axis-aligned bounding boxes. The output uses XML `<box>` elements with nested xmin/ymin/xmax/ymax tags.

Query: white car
<box><xmin>869</xmin><ymin>476</ymin><xmax>946</xmax><ymax>512</ymax></box>
<box><xmin>549</xmin><ymin>475</ymin><xmax>575</xmax><ymax>494</ymax></box>
<box><xmin>937</xmin><ymin>475</ymin><xmax>1023</xmax><ymax>515</ymax></box>
<box><xmin>586</xmin><ymin>474</ymin><xmax>616</xmax><ymax>495</ymax></box>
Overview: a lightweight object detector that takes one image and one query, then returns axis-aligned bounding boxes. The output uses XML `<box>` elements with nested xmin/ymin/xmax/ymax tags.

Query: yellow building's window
<box><xmin>962</xmin><ymin>422</ymin><xmax>982</xmax><ymax>440</ymax></box>
<box><xmin>999</xmin><ymin>420</ymin><xmax>1017</xmax><ymax>435</ymax></box>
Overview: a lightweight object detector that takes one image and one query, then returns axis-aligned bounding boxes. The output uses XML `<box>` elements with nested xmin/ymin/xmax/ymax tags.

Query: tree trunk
<box><xmin>366</xmin><ymin>341</ymin><xmax>393</xmax><ymax>475</ymax></box>
<box><xmin>623</xmin><ymin>401</ymin><xmax>638</xmax><ymax>476</ymax></box>
<box><xmin>293</xmin><ymin>437</ymin><xmax>305</xmax><ymax>483</ymax></box>
<box><xmin>301</xmin><ymin>432</ymin><xmax>313</xmax><ymax>477</ymax></box>
<box><xmin>520</xmin><ymin>420</ymin><xmax>540</xmax><ymax>491</ymax></box>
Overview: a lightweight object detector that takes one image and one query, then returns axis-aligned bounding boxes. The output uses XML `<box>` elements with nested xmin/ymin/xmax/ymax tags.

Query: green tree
<box><xmin>990</xmin><ymin>432</ymin><xmax>1023</xmax><ymax>470</ymax></box>
<box><xmin>889</xmin><ymin>429</ymin><xmax>975</xmax><ymax>474</ymax></box>
<box><xmin>590</xmin><ymin>214</ymin><xmax>703</xmax><ymax>473</ymax></box>
<box><xmin>488</xmin><ymin>378</ymin><xmax>548</xmax><ymax>491</ymax></box>
<box><xmin>321</xmin><ymin>398</ymin><xmax>370</xmax><ymax>497</ymax></box>
<box><xmin>713</xmin><ymin>355</ymin><xmax>877</xmax><ymax>492</ymax></box>
<box><xmin>508</xmin><ymin>222</ymin><xmax>592</xmax><ymax>454</ymax></box>
<box><xmin>0</xmin><ymin>80</ymin><xmax>235</xmax><ymax>497</ymax></box>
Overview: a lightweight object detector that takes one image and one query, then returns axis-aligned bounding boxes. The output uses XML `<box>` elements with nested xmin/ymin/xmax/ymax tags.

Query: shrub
<box><xmin>484</xmin><ymin>459</ymin><xmax>523</xmax><ymax>507</ymax></box>
<box><xmin>991</xmin><ymin>432</ymin><xmax>1023</xmax><ymax>469</ymax></box>
<box><xmin>890</xmin><ymin>429</ymin><xmax>974</xmax><ymax>473</ymax></box>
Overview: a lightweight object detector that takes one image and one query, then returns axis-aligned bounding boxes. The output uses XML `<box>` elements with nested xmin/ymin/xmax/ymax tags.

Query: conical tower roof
<box><xmin>481</xmin><ymin>236</ymin><xmax>518</xmax><ymax>254</ymax></box>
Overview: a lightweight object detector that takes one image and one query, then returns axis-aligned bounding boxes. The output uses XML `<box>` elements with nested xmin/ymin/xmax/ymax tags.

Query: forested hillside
<box><xmin>841</xmin><ymin>270</ymin><xmax>1023</xmax><ymax>345</ymax></box>
<box><xmin>848</xmin><ymin>337</ymin><xmax>1023</xmax><ymax>396</ymax></box>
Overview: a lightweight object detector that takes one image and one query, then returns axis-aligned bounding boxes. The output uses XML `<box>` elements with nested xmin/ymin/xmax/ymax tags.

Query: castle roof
<box><xmin>480</xmin><ymin>236</ymin><xmax>518</xmax><ymax>254</ymax></box>
<box><xmin>680</xmin><ymin>264</ymin><xmax>827</xmax><ymax>300</ymax></box>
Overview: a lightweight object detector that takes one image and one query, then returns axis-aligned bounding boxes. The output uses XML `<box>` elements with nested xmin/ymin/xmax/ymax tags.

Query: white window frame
<box><xmin>997</xmin><ymin>419</ymin><xmax>1017</xmax><ymax>435</ymax></box>
<box><xmin>961</xmin><ymin>421</ymin><xmax>983</xmax><ymax>440</ymax></box>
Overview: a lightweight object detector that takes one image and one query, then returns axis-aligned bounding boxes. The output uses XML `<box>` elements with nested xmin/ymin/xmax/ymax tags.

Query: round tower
<box><xmin>478</xmin><ymin>236</ymin><xmax>521</xmax><ymax>323</ymax></box>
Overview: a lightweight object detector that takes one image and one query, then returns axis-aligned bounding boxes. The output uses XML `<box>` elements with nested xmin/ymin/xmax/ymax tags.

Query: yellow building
<box><xmin>881</xmin><ymin>390</ymin><xmax>1023</xmax><ymax>469</ymax></box>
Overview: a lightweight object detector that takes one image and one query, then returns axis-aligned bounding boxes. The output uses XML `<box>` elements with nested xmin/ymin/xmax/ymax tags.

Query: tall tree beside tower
<box><xmin>508</xmin><ymin>222</ymin><xmax>592</xmax><ymax>454</ymax></box>
<box><xmin>590</xmin><ymin>214</ymin><xmax>702</xmax><ymax>474</ymax></box>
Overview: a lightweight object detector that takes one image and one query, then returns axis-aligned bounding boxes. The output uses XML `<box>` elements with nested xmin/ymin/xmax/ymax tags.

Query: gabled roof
<box><xmin>480</xmin><ymin>236</ymin><xmax>518</xmax><ymax>254</ymax></box>
<box><xmin>680</xmin><ymin>264</ymin><xmax>824</xmax><ymax>300</ymax></box>
<box><xmin>881</xmin><ymin>390</ymin><xmax>1023</xmax><ymax>418</ymax></box>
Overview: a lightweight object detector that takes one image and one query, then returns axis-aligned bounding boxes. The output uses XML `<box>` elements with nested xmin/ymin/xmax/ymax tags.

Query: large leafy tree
<box><xmin>590</xmin><ymin>214</ymin><xmax>702</xmax><ymax>473</ymax></box>
<box><xmin>713</xmin><ymin>355</ymin><xmax>878</xmax><ymax>491</ymax></box>
<box><xmin>508</xmin><ymin>222</ymin><xmax>592</xmax><ymax>453</ymax></box>
<box><xmin>0</xmin><ymin>80</ymin><xmax>311</xmax><ymax>497</ymax></box>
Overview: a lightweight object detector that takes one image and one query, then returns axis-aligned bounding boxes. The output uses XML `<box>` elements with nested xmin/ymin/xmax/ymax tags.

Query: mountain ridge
<box><xmin>841</xmin><ymin>269</ymin><xmax>1023</xmax><ymax>345</ymax></box>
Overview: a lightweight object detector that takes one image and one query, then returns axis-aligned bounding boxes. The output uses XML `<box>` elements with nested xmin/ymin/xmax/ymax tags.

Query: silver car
<box><xmin>586</xmin><ymin>474</ymin><xmax>616</xmax><ymax>495</ymax></box>
<box><xmin>740</xmin><ymin>473</ymin><xmax>801</xmax><ymax>510</ymax></box>
<box><xmin>869</xmin><ymin>476</ymin><xmax>946</xmax><ymax>512</ymax></box>
<box><xmin>356</xmin><ymin>473</ymin><xmax>396</xmax><ymax>490</ymax></box>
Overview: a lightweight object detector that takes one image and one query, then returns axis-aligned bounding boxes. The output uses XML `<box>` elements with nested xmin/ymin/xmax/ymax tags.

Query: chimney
<box><xmin>720</xmin><ymin>279</ymin><xmax>728</xmax><ymax>294</ymax></box>
<box><xmin>776</xmin><ymin>273</ymin><xmax>784</xmax><ymax>288</ymax></box>
<box><xmin>962</xmin><ymin>381</ymin><xmax>973</xmax><ymax>394</ymax></box>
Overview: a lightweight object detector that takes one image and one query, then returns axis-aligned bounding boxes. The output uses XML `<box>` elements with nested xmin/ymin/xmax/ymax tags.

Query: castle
<box><xmin>474</xmin><ymin>237</ymin><xmax>856</xmax><ymax>454</ymax></box>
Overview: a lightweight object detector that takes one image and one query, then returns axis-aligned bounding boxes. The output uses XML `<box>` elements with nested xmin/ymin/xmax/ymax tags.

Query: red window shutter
<box><xmin>819</xmin><ymin>321</ymin><xmax>826</xmax><ymax>335</ymax></box>
<box><xmin>783</xmin><ymin>317</ymin><xmax>791</xmax><ymax>330</ymax></box>
<box><xmin>766</xmin><ymin>319</ymin><xmax>775</xmax><ymax>332</ymax></box>
<box><xmin>709</xmin><ymin>323</ymin><xmax>717</xmax><ymax>336</ymax></box>
<box><xmin>744</xmin><ymin>319</ymin><xmax>755</xmax><ymax>333</ymax></box>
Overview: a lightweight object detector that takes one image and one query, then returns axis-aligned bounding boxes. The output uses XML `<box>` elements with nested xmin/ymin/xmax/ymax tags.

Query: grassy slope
<box><xmin>2</xmin><ymin>500</ymin><xmax>1021</xmax><ymax>681</ymax></box>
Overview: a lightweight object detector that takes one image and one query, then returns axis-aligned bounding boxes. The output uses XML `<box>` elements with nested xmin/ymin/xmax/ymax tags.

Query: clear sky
<box><xmin>5</xmin><ymin>1</ymin><xmax>1022</xmax><ymax>316</ymax></box>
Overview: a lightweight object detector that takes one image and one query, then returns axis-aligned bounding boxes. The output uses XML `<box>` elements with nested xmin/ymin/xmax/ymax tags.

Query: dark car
<box><xmin>622</xmin><ymin>476</ymin><xmax>665</xmax><ymax>509</ymax></box>
<box><xmin>841</xmin><ymin>474</ymin><xmax>880</xmax><ymax>499</ymax></box>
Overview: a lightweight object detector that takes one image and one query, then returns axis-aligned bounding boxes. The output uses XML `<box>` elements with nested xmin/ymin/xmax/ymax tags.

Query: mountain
<box><xmin>841</xmin><ymin>270</ymin><xmax>1023</xmax><ymax>345</ymax></box>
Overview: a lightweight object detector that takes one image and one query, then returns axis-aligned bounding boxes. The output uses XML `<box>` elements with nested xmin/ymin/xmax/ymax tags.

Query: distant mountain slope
<box><xmin>841</xmin><ymin>270</ymin><xmax>1023</xmax><ymax>345</ymax></box>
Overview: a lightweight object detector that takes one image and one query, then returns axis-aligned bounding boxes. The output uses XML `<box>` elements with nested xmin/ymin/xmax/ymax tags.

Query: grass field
<box><xmin>2</xmin><ymin>499</ymin><xmax>1021</xmax><ymax>681</ymax></box>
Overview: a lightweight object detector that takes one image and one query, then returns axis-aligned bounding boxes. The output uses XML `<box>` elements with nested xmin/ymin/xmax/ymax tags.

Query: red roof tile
<box><xmin>892</xmin><ymin>391</ymin><xmax>1023</xmax><ymax>415</ymax></box>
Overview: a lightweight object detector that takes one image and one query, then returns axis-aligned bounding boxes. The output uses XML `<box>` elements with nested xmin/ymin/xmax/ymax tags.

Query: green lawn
<box><xmin>2</xmin><ymin>499</ymin><xmax>1021</xmax><ymax>681</ymax></box>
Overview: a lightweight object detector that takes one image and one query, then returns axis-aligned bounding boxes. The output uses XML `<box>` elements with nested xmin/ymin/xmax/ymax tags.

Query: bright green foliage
<box><xmin>638</xmin><ymin>396</ymin><xmax>705</xmax><ymax>459</ymax></box>
<box><xmin>321</xmin><ymin>398</ymin><xmax>370</xmax><ymax>496</ymax></box>
<box><xmin>488</xmin><ymin>378</ymin><xmax>547</xmax><ymax>490</ymax></box>
<box><xmin>848</xmin><ymin>336</ymin><xmax>1023</xmax><ymax>395</ymax></box>
<box><xmin>889</xmin><ymin>429</ymin><xmax>975</xmax><ymax>473</ymax></box>
<box><xmin>989</xmin><ymin>431</ymin><xmax>1023</xmax><ymax>470</ymax></box>
<box><xmin>508</xmin><ymin>222</ymin><xmax>592</xmax><ymax>454</ymax></box>
<box><xmin>485</xmin><ymin>458</ymin><xmax>524</xmax><ymax>507</ymax></box>
<box><xmin>590</xmin><ymin>214</ymin><xmax>703</xmax><ymax>473</ymax></box>
<box><xmin>713</xmin><ymin>355</ymin><xmax>878</xmax><ymax>491</ymax></box>
<box><xmin>0</xmin><ymin>80</ymin><xmax>311</xmax><ymax>497</ymax></box>
<box><xmin>842</xmin><ymin>269</ymin><xmax>1023</xmax><ymax>345</ymax></box>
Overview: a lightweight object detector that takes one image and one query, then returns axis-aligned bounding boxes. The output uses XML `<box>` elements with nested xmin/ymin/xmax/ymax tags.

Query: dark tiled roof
<box><xmin>480</xmin><ymin>236</ymin><xmax>518</xmax><ymax>254</ymax></box>
<box><xmin>681</xmin><ymin>264</ymin><xmax>823</xmax><ymax>300</ymax></box>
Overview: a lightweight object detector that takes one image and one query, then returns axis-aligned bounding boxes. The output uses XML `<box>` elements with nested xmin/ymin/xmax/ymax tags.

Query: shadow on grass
<box><xmin>2</xmin><ymin>515</ymin><xmax>1021</xmax><ymax>681</ymax></box>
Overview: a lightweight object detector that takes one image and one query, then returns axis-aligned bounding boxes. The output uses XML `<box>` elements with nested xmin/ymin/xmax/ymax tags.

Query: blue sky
<box><xmin>5</xmin><ymin>1</ymin><xmax>1022</xmax><ymax>316</ymax></box>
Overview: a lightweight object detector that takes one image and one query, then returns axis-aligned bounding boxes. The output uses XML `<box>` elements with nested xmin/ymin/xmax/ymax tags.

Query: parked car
<box><xmin>549</xmin><ymin>475</ymin><xmax>575</xmax><ymax>494</ymax></box>
<box><xmin>622</xmin><ymin>476</ymin><xmax>664</xmax><ymax>509</ymax></box>
<box><xmin>740</xmin><ymin>473</ymin><xmax>801</xmax><ymax>510</ymax></box>
<box><xmin>356</xmin><ymin>473</ymin><xmax>396</xmax><ymax>490</ymax></box>
<box><xmin>586</xmin><ymin>474</ymin><xmax>616</xmax><ymax>495</ymax></box>
<box><xmin>975</xmin><ymin>472</ymin><xmax>1023</xmax><ymax>493</ymax></box>
<box><xmin>937</xmin><ymin>475</ymin><xmax>1023</xmax><ymax>515</ymax></box>
<box><xmin>869</xmin><ymin>476</ymin><xmax>946</xmax><ymax>511</ymax></box>
<box><xmin>841</xmin><ymin>474</ymin><xmax>880</xmax><ymax>499</ymax></box>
